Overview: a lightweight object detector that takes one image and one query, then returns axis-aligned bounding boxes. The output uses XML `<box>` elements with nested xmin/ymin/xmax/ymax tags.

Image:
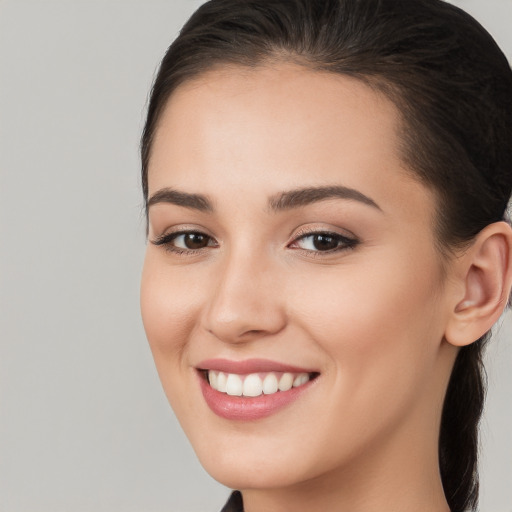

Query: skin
<box><xmin>140</xmin><ymin>63</ymin><xmax>510</xmax><ymax>512</ymax></box>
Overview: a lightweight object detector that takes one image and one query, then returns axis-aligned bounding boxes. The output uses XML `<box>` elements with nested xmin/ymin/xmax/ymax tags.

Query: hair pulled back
<box><xmin>141</xmin><ymin>1</ymin><xmax>512</xmax><ymax>510</ymax></box>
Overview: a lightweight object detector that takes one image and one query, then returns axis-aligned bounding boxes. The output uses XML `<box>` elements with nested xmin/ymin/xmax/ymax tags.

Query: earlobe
<box><xmin>445</xmin><ymin>221</ymin><xmax>512</xmax><ymax>347</ymax></box>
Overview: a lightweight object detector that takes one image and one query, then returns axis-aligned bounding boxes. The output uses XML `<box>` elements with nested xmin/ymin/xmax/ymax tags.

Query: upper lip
<box><xmin>196</xmin><ymin>358</ymin><xmax>317</xmax><ymax>375</ymax></box>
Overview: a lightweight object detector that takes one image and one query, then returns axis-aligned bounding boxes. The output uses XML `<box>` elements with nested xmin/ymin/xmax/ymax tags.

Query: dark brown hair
<box><xmin>141</xmin><ymin>1</ymin><xmax>512</xmax><ymax>510</ymax></box>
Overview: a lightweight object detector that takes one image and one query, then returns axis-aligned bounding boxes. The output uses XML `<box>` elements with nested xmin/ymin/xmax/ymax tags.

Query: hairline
<box><xmin>143</xmin><ymin>55</ymin><xmax>455</xmax><ymax>261</ymax></box>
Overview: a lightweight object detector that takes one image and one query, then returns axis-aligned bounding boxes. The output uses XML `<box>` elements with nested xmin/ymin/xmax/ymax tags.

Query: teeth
<box><xmin>208</xmin><ymin>370</ymin><xmax>218</xmax><ymax>389</ymax></box>
<box><xmin>278</xmin><ymin>372</ymin><xmax>294</xmax><ymax>391</ymax></box>
<box><xmin>226</xmin><ymin>374</ymin><xmax>243</xmax><ymax>396</ymax></box>
<box><xmin>293</xmin><ymin>373</ymin><xmax>310</xmax><ymax>387</ymax></box>
<box><xmin>207</xmin><ymin>370</ymin><xmax>312</xmax><ymax>397</ymax></box>
<box><xmin>262</xmin><ymin>373</ymin><xmax>278</xmax><ymax>394</ymax></box>
<box><xmin>243</xmin><ymin>374</ymin><xmax>263</xmax><ymax>397</ymax></box>
<box><xmin>217</xmin><ymin>372</ymin><xmax>227</xmax><ymax>393</ymax></box>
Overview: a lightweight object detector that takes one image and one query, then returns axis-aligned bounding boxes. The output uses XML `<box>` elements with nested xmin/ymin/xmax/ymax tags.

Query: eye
<box><xmin>290</xmin><ymin>231</ymin><xmax>358</xmax><ymax>253</ymax></box>
<box><xmin>172</xmin><ymin>232</ymin><xmax>212</xmax><ymax>250</ymax></box>
<box><xmin>151</xmin><ymin>230</ymin><xmax>217</xmax><ymax>253</ymax></box>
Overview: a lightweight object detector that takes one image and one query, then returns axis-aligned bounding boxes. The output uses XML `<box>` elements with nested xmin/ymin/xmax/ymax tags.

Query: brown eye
<box><xmin>310</xmin><ymin>234</ymin><xmax>339</xmax><ymax>251</ymax></box>
<box><xmin>181</xmin><ymin>233</ymin><xmax>210</xmax><ymax>249</ymax></box>
<box><xmin>151</xmin><ymin>230</ymin><xmax>217</xmax><ymax>252</ymax></box>
<box><xmin>291</xmin><ymin>231</ymin><xmax>359</xmax><ymax>253</ymax></box>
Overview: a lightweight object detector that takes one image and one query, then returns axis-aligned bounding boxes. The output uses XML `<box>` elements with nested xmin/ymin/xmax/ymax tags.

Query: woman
<box><xmin>139</xmin><ymin>1</ymin><xmax>512</xmax><ymax>511</ymax></box>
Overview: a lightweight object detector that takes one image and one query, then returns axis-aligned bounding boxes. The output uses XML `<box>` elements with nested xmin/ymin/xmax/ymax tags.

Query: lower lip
<box><xmin>198</xmin><ymin>374</ymin><xmax>315</xmax><ymax>421</ymax></box>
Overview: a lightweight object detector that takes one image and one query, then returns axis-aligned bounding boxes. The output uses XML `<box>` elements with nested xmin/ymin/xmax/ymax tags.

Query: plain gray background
<box><xmin>0</xmin><ymin>1</ymin><xmax>511</xmax><ymax>511</ymax></box>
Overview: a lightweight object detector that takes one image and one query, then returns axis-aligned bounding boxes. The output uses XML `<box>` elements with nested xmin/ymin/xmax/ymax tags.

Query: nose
<box><xmin>201</xmin><ymin>249</ymin><xmax>287</xmax><ymax>344</ymax></box>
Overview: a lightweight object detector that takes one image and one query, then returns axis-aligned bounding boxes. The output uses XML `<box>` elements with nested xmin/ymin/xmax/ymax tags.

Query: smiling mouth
<box><xmin>203</xmin><ymin>370</ymin><xmax>319</xmax><ymax>397</ymax></box>
<box><xmin>197</xmin><ymin>360</ymin><xmax>320</xmax><ymax>420</ymax></box>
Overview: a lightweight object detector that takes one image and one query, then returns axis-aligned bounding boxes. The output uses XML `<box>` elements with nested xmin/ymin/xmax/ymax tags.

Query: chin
<box><xmin>181</xmin><ymin>413</ymin><xmax>355</xmax><ymax>493</ymax></box>
<box><xmin>198</xmin><ymin>450</ymin><xmax>314</xmax><ymax>491</ymax></box>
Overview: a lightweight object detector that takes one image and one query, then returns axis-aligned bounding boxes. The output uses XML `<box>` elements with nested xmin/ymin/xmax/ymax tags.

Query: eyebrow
<box><xmin>268</xmin><ymin>185</ymin><xmax>381</xmax><ymax>212</ymax></box>
<box><xmin>147</xmin><ymin>188</ymin><xmax>214</xmax><ymax>212</ymax></box>
<box><xmin>147</xmin><ymin>185</ymin><xmax>381</xmax><ymax>213</ymax></box>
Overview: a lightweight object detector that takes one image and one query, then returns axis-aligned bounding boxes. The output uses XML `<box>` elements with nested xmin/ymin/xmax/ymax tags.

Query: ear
<box><xmin>445</xmin><ymin>221</ymin><xmax>512</xmax><ymax>347</ymax></box>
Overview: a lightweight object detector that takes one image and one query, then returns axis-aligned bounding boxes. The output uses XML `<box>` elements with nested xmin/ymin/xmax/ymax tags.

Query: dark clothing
<box><xmin>220</xmin><ymin>491</ymin><xmax>244</xmax><ymax>512</ymax></box>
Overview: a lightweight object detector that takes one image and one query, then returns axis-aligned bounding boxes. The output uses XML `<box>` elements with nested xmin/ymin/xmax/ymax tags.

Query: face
<box><xmin>141</xmin><ymin>64</ymin><xmax>456</xmax><ymax>491</ymax></box>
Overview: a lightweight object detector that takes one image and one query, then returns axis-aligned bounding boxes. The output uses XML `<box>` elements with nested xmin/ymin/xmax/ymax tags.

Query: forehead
<box><xmin>152</xmin><ymin>64</ymin><xmax>402</xmax><ymax>161</ymax></box>
<box><xmin>148</xmin><ymin>63</ymin><xmax>433</xmax><ymax>225</ymax></box>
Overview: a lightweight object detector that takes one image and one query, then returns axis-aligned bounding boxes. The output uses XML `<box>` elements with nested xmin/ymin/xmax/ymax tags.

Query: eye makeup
<box><xmin>151</xmin><ymin>226</ymin><xmax>360</xmax><ymax>258</ymax></box>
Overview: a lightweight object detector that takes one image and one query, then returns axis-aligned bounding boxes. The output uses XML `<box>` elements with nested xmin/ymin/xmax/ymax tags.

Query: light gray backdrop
<box><xmin>0</xmin><ymin>1</ymin><xmax>510</xmax><ymax>511</ymax></box>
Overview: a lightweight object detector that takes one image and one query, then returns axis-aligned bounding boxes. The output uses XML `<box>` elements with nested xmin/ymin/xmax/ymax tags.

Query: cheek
<box><xmin>140</xmin><ymin>251</ymin><xmax>200</xmax><ymax>369</ymax></box>
<box><xmin>140</xmin><ymin>251</ymin><xmax>211</xmax><ymax>429</ymax></box>
<box><xmin>274</xmin><ymin>257</ymin><xmax>446</xmax><ymax>472</ymax></box>
<box><xmin>289</xmin><ymin>252</ymin><xmax>445</xmax><ymax>403</ymax></box>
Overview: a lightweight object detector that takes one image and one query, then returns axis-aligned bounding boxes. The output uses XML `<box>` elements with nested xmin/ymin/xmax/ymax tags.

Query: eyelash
<box><xmin>151</xmin><ymin>230</ymin><xmax>218</xmax><ymax>255</ymax></box>
<box><xmin>151</xmin><ymin>229</ymin><xmax>359</xmax><ymax>257</ymax></box>
<box><xmin>290</xmin><ymin>229</ymin><xmax>359</xmax><ymax>255</ymax></box>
